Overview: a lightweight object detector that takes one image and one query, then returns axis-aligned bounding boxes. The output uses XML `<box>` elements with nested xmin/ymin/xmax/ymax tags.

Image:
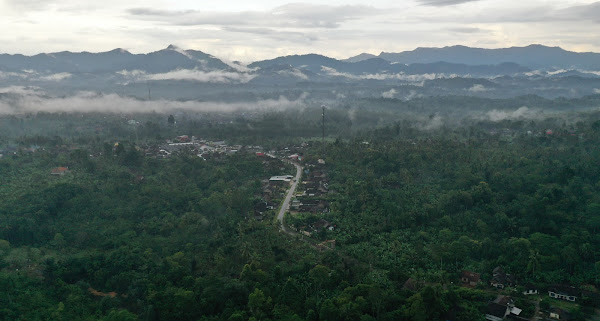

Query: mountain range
<box><xmin>1</xmin><ymin>44</ymin><xmax>600</xmax><ymax>101</ymax></box>
<box><xmin>348</xmin><ymin>44</ymin><xmax>600</xmax><ymax>70</ymax></box>
<box><xmin>1</xmin><ymin>44</ymin><xmax>599</xmax><ymax>78</ymax></box>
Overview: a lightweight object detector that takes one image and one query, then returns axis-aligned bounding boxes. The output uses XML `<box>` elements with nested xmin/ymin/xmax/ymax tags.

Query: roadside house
<box><xmin>548</xmin><ymin>285</ymin><xmax>578</xmax><ymax>302</ymax></box>
<box><xmin>460</xmin><ymin>270</ymin><xmax>481</xmax><ymax>286</ymax></box>
<box><xmin>491</xmin><ymin>266</ymin><xmax>515</xmax><ymax>289</ymax></box>
<box><xmin>51</xmin><ymin>167</ymin><xmax>69</xmax><ymax>175</ymax></box>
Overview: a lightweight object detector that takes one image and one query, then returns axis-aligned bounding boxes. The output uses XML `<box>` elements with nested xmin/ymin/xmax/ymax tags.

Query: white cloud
<box><xmin>127</xmin><ymin>4</ymin><xmax>385</xmax><ymax>29</ymax></box>
<box><xmin>1</xmin><ymin>1</ymin><xmax>600</xmax><ymax>62</ymax></box>
<box><xmin>117</xmin><ymin>68</ymin><xmax>255</xmax><ymax>84</ymax></box>
<box><xmin>143</xmin><ymin>69</ymin><xmax>255</xmax><ymax>83</ymax></box>
<box><xmin>486</xmin><ymin>106</ymin><xmax>540</xmax><ymax>121</ymax></box>
<box><xmin>0</xmin><ymin>90</ymin><xmax>309</xmax><ymax>114</ymax></box>
<box><xmin>277</xmin><ymin>69</ymin><xmax>309</xmax><ymax>80</ymax></box>
<box><xmin>468</xmin><ymin>84</ymin><xmax>489</xmax><ymax>92</ymax></box>
<box><xmin>0</xmin><ymin>86</ymin><xmax>43</xmax><ymax>95</ymax></box>
<box><xmin>37</xmin><ymin>72</ymin><xmax>72</xmax><ymax>81</ymax></box>
<box><xmin>382</xmin><ymin>88</ymin><xmax>397</xmax><ymax>98</ymax></box>
<box><xmin>320</xmin><ymin>66</ymin><xmax>449</xmax><ymax>82</ymax></box>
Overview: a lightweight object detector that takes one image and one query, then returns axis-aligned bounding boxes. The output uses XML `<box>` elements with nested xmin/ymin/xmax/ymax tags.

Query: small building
<box><xmin>522</xmin><ymin>283</ymin><xmax>538</xmax><ymax>295</ymax></box>
<box><xmin>269</xmin><ymin>175</ymin><xmax>294</xmax><ymax>184</ymax></box>
<box><xmin>549</xmin><ymin>308</ymin><xmax>570</xmax><ymax>320</ymax></box>
<box><xmin>51</xmin><ymin>167</ymin><xmax>69</xmax><ymax>176</ymax></box>
<box><xmin>548</xmin><ymin>285</ymin><xmax>578</xmax><ymax>302</ymax></box>
<box><xmin>485</xmin><ymin>302</ymin><xmax>509</xmax><ymax>321</ymax></box>
<box><xmin>460</xmin><ymin>270</ymin><xmax>481</xmax><ymax>286</ymax></box>
<box><xmin>491</xmin><ymin>266</ymin><xmax>515</xmax><ymax>289</ymax></box>
<box><xmin>312</xmin><ymin>219</ymin><xmax>333</xmax><ymax>231</ymax></box>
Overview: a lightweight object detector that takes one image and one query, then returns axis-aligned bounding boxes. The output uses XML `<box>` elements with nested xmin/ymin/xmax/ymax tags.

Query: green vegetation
<box><xmin>1</xmin><ymin>106</ymin><xmax>600</xmax><ymax>320</ymax></box>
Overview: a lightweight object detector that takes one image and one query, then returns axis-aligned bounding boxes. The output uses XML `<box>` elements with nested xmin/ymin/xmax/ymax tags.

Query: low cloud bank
<box><xmin>118</xmin><ymin>69</ymin><xmax>256</xmax><ymax>84</ymax></box>
<box><xmin>320</xmin><ymin>66</ymin><xmax>445</xmax><ymax>82</ymax></box>
<box><xmin>486</xmin><ymin>106</ymin><xmax>541</xmax><ymax>121</ymax></box>
<box><xmin>0</xmin><ymin>89</ymin><xmax>308</xmax><ymax>114</ymax></box>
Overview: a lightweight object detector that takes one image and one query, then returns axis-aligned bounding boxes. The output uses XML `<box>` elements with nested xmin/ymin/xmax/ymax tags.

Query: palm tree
<box><xmin>527</xmin><ymin>249</ymin><xmax>541</xmax><ymax>277</ymax></box>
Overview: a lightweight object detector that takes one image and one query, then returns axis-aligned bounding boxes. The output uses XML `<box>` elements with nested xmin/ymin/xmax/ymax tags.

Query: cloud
<box><xmin>116</xmin><ymin>69</ymin><xmax>255</xmax><ymax>84</ymax></box>
<box><xmin>594</xmin><ymin>88</ymin><xmax>600</xmax><ymax>94</ymax></box>
<box><xmin>420</xmin><ymin>115</ymin><xmax>444</xmax><ymax>130</ymax></box>
<box><xmin>277</xmin><ymin>69</ymin><xmax>309</xmax><ymax>80</ymax></box>
<box><xmin>0</xmin><ymin>91</ymin><xmax>309</xmax><ymax>114</ymax></box>
<box><xmin>448</xmin><ymin>27</ymin><xmax>483</xmax><ymax>33</ymax></box>
<box><xmin>320</xmin><ymin>66</ymin><xmax>446</xmax><ymax>82</ymax></box>
<box><xmin>143</xmin><ymin>69</ymin><xmax>255</xmax><ymax>83</ymax></box>
<box><xmin>468</xmin><ymin>84</ymin><xmax>489</xmax><ymax>92</ymax></box>
<box><xmin>557</xmin><ymin>2</ymin><xmax>600</xmax><ymax>23</ymax></box>
<box><xmin>486</xmin><ymin>106</ymin><xmax>541</xmax><ymax>122</ymax></box>
<box><xmin>223</xmin><ymin>26</ymin><xmax>319</xmax><ymax>43</ymax></box>
<box><xmin>0</xmin><ymin>86</ymin><xmax>43</xmax><ymax>95</ymax></box>
<box><xmin>36</xmin><ymin>72</ymin><xmax>72</xmax><ymax>81</ymax></box>
<box><xmin>382</xmin><ymin>88</ymin><xmax>397</xmax><ymax>98</ymax></box>
<box><xmin>0</xmin><ymin>71</ymin><xmax>28</xmax><ymax>79</ymax></box>
<box><xmin>416</xmin><ymin>0</ymin><xmax>480</xmax><ymax>7</ymax></box>
<box><xmin>126</xmin><ymin>4</ymin><xmax>385</xmax><ymax>29</ymax></box>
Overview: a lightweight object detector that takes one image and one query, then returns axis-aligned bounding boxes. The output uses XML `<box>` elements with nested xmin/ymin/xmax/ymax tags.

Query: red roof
<box><xmin>256</xmin><ymin>152</ymin><xmax>265</xmax><ymax>156</ymax></box>
<box><xmin>461</xmin><ymin>270</ymin><xmax>481</xmax><ymax>283</ymax></box>
<box><xmin>51</xmin><ymin>167</ymin><xmax>69</xmax><ymax>174</ymax></box>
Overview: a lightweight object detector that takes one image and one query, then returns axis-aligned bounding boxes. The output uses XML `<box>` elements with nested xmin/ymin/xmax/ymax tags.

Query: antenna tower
<box><xmin>322</xmin><ymin>105</ymin><xmax>325</xmax><ymax>159</ymax></box>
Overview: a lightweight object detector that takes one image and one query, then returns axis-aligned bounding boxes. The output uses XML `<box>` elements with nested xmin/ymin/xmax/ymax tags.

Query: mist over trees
<box><xmin>1</xmin><ymin>44</ymin><xmax>600</xmax><ymax>321</ymax></box>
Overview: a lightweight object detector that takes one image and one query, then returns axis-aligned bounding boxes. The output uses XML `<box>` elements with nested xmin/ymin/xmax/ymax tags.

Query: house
<box><xmin>291</xmin><ymin>199</ymin><xmax>301</xmax><ymax>210</ymax></box>
<box><xmin>491</xmin><ymin>266</ymin><xmax>515</xmax><ymax>289</ymax></box>
<box><xmin>548</xmin><ymin>285</ymin><xmax>578</xmax><ymax>302</ymax></box>
<box><xmin>485</xmin><ymin>295</ymin><xmax>525</xmax><ymax>321</ymax></box>
<box><xmin>485</xmin><ymin>302</ymin><xmax>509</xmax><ymax>321</ymax></box>
<box><xmin>460</xmin><ymin>271</ymin><xmax>481</xmax><ymax>286</ymax></box>
<box><xmin>522</xmin><ymin>283</ymin><xmax>538</xmax><ymax>295</ymax></box>
<box><xmin>312</xmin><ymin>219</ymin><xmax>333</xmax><ymax>231</ymax></box>
<box><xmin>317</xmin><ymin>239</ymin><xmax>335</xmax><ymax>251</ymax></box>
<box><xmin>51</xmin><ymin>167</ymin><xmax>69</xmax><ymax>175</ymax></box>
<box><xmin>549</xmin><ymin>308</ymin><xmax>569</xmax><ymax>320</ymax></box>
<box><xmin>269</xmin><ymin>175</ymin><xmax>294</xmax><ymax>186</ymax></box>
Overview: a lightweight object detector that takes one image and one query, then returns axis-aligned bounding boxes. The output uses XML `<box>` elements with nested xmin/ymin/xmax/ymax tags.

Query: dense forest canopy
<box><xmin>1</xmin><ymin>99</ymin><xmax>600</xmax><ymax>320</ymax></box>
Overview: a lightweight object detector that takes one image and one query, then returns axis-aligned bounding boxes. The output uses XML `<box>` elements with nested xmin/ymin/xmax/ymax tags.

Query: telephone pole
<box><xmin>321</xmin><ymin>105</ymin><xmax>325</xmax><ymax>159</ymax></box>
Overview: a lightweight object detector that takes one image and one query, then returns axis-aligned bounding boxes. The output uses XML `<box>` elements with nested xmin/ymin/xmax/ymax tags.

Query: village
<box><xmin>453</xmin><ymin>267</ymin><xmax>595</xmax><ymax>321</ymax></box>
<box><xmin>20</xmin><ymin>130</ymin><xmax>600</xmax><ymax>320</ymax></box>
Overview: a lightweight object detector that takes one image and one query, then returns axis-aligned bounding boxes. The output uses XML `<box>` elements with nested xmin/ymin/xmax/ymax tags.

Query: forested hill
<box><xmin>1</xmin><ymin>110</ymin><xmax>600</xmax><ymax>320</ymax></box>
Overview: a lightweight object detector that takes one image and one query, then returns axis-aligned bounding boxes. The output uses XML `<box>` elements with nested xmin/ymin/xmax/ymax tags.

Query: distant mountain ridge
<box><xmin>1</xmin><ymin>44</ymin><xmax>599</xmax><ymax>88</ymax></box>
<box><xmin>347</xmin><ymin>45</ymin><xmax>600</xmax><ymax>70</ymax></box>
<box><xmin>249</xmin><ymin>54</ymin><xmax>530</xmax><ymax>77</ymax></box>
<box><xmin>0</xmin><ymin>45</ymin><xmax>231</xmax><ymax>73</ymax></box>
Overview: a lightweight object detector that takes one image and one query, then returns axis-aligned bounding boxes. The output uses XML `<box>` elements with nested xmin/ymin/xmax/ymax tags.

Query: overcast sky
<box><xmin>1</xmin><ymin>0</ymin><xmax>599</xmax><ymax>62</ymax></box>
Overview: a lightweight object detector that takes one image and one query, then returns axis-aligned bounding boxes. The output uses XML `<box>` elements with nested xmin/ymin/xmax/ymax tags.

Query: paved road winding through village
<box><xmin>277</xmin><ymin>162</ymin><xmax>303</xmax><ymax>234</ymax></box>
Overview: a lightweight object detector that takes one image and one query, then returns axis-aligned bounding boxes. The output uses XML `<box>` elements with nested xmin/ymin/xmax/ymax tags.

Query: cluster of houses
<box><xmin>291</xmin><ymin>159</ymin><xmax>330</xmax><ymax>214</ymax></box>
<box><xmin>289</xmin><ymin>159</ymin><xmax>335</xmax><ymax>237</ymax></box>
<box><xmin>460</xmin><ymin>267</ymin><xmax>588</xmax><ymax>321</ymax></box>
<box><xmin>147</xmin><ymin>136</ymin><xmax>245</xmax><ymax>160</ymax></box>
<box><xmin>253</xmin><ymin>156</ymin><xmax>292</xmax><ymax>220</ymax></box>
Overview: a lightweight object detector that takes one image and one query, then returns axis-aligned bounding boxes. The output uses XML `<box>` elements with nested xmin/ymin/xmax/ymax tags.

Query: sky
<box><xmin>1</xmin><ymin>0</ymin><xmax>600</xmax><ymax>62</ymax></box>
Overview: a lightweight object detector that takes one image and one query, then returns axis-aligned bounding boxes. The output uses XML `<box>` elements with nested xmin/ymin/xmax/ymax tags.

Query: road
<box><xmin>277</xmin><ymin>161</ymin><xmax>303</xmax><ymax>234</ymax></box>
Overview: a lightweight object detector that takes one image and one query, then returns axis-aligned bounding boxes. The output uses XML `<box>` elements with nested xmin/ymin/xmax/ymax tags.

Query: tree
<box><xmin>527</xmin><ymin>249</ymin><xmax>541</xmax><ymax>277</ymax></box>
<box><xmin>248</xmin><ymin>288</ymin><xmax>272</xmax><ymax>321</ymax></box>
<box><xmin>168</xmin><ymin>115</ymin><xmax>175</xmax><ymax>125</ymax></box>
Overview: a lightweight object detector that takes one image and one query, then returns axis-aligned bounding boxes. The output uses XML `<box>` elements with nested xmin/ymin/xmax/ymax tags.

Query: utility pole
<box><xmin>321</xmin><ymin>105</ymin><xmax>325</xmax><ymax>159</ymax></box>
